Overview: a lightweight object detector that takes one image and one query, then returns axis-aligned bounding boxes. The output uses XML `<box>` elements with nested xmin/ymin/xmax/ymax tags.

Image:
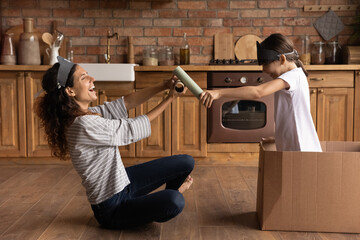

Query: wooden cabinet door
<box><xmin>309</xmin><ymin>88</ymin><xmax>317</xmax><ymax>127</ymax></box>
<box><xmin>317</xmin><ymin>88</ymin><xmax>354</xmax><ymax>141</ymax></box>
<box><xmin>0</xmin><ymin>72</ymin><xmax>26</xmax><ymax>157</ymax></box>
<box><xmin>172</xmin><ymin>93</ymin><xmax>207</xmax><ymax>157</ymax></box>
<box><xmin>25</xmin><ymin>72</ymin><xmax>52</xmax><ymax>157</ymax></box>
<box><xmin>135</xmin><ymin>92</ymin><xmax>171</xmax><ymax>157</ymax></box>
<box><xmin>96</xmin><ymin>82</ymin><xmax>135</xmax><ymax>157</ymax></box>
<box><xmin>354</xmin><ymin>71</ymin><xmax>360</xmax><ymax>141</ymax></box>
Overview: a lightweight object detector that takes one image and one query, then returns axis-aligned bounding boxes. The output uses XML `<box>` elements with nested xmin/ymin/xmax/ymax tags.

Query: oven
<box><xmin>207</xmin><ymin>71</ymin><xmax>275</xmax><ymax>143</ymax></box>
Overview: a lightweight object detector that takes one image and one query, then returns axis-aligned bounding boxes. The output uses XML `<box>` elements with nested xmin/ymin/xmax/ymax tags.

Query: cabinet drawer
<box><xmin>308</xmin><ymin>71</ymin><xmax>354</xmax><ymax>88</ymax></box>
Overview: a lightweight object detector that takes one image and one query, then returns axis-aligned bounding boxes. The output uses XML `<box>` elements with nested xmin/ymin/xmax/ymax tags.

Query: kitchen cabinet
<box><xmin>135</xmin><ymin>71</ymin><xmax>207</xmax><ymax>157</ymax></box>
<box><xmin>0</xmin><ymin>71</ymin><xmax>26</xmax><ymax>157</ymax></box>
<box><xmin>25</xmin><ymin>71</ymin><xmax>52</xmax><ymax>157</ymax></box>
<box><xmin>309</xmin><ymin>71</ymin><xmax>354</xmax><ymax>141</ymax></box>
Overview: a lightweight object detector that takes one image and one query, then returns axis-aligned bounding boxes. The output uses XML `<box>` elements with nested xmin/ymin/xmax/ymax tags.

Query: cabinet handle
<box><xmin>99</xmin><ymin>90</ymin><xmax>104</xmax><ymax>95</ymax></box>
<box><xmin>310</xmin><ymin>77</ymin><xmax>324</xmax><ymax>81</ymax></box>
<box><xmin>318</xmin><ymin>89</ymin><xmax>324</xmax><ymax>93</ymax></box>
<box><xmin>311</xmin><ymin>89</ymin><xmax>316</xmax><ymax>94</ymax></box>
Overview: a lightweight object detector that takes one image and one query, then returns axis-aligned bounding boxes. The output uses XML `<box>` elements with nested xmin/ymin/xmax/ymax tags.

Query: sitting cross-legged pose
<box><xmin>34</xmin><ymin>56</ymin><xmax>194</xmax><ymax>229</ymax></box>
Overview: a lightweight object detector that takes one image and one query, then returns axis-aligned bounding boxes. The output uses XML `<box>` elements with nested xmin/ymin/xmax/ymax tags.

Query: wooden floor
<box><xmin>0</xmin><ymin>161</ymin><xmax>359</xmax><ymax>240</ymax></box>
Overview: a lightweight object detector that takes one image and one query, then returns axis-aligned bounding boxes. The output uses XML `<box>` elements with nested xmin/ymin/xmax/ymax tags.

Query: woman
<box><xmin>35</xmin><ymin>56</ymin><xmax>194</xmax><ymax>229</ymax></box>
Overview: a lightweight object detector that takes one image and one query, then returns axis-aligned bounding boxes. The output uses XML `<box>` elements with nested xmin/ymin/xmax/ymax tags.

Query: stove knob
<box><xmin>257</xmin><ymin>77</ymin><xmax>264</xmax><ymax>84</ymax></box>
<box><xmin>239</xmin><ymin>77</ymin><xmax>247</xmax><ymax>84</ymax></box>
<box><xmin>224</xmin><ymin>77</ymin><xmax>232</xmax><ymax>83</ymax></box>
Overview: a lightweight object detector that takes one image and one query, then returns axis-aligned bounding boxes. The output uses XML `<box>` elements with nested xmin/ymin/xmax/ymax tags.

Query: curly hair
<box><xmin>34</xmin><ymin>63</ymin><xmax>87</xmax><ymax>160</ymax></box>
<box><xmin>260</xmin><ymin>33</ymin><xmax>308</xmax><ymax>76</ymax></box>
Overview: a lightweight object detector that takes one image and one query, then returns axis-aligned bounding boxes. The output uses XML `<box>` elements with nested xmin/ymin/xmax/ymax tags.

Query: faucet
<box><xmin>105</xmin><ymin>30</ymin><xmax>119</xmax><ymax>64</ymax></box>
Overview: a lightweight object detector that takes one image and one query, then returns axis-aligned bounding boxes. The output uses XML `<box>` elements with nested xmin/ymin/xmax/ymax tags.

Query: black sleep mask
<box><xmin>256</xmin><ymin>41</ymin><xmax>280</xmax><ymax>65</ymax></box>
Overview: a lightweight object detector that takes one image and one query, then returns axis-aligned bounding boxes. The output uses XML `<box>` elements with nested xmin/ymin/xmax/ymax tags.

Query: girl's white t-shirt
<box><xmin>274</xmin><ymin>67</ymin><xmax>322</xmax><ymax>152</ymax></box>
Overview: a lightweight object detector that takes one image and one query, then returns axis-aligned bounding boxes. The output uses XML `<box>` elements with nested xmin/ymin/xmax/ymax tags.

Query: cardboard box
<box><xmin>256</xmin><ymin>141</ymin><xmax>360</xmax><ymax>233</ymax></box>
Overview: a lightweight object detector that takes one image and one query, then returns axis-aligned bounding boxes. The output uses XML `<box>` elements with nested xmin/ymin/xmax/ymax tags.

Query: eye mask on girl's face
<box><xmin>256</xmin><ymin>41</ymin><xmax>280</xmax><ymax>65</ymax></box>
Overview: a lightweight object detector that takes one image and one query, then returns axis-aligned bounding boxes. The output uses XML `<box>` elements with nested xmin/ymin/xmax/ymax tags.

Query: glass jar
<box><xmin>1</xmin><ymin>33</ymin><xmax>16</xmax><ymax>65</ymax></box>
<box><xmin>159</xmin><ymin>46</ymin><xmax>174</xmax><ymax>66</ymax></box>
<box><xmin>142</xmin><ymin>47</ymin><xmax>158</xmax><ymax>66</ymax></box>
<box><xmin>325</xmin><ymin>41</ymin><xmax>340</xmax><ymax>64</ymax></box>
<box><xmin>311</xmin><ymin>41</ymin><xmax>325</xmax><ymax>65</ymax></box>
<box><xmin>299</xmin><ymin>35</ymin><xmax>310</xmax><ymax>65</ymax></box>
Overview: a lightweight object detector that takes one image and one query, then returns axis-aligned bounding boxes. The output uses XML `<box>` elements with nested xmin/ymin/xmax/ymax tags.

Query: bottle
<box><xmin>1</xmin><ymin>33</ymin><xmax>16</xmax><ymax>65</ymax></box>
<box><xmin>180</xmin><ymin>33</ymin><xmax>190</xmax><ymax>65</ymax></box>
<box><xmin>311</xmin><ymin>41</ymin><xmax>325</xmax><ymax>65</ymax></box>
<box><xmin>18</xmin><ymin>18</ymin><xmax>41</xmax><ymax>65</ymax></box>
<box><xmin>325</xmin><ymin>41</ymin><xmax>340</xmax><ymax>64</ymax></box>
<box><xmin>299</xmin><ymin>35</ymin><xmax>310</xmax><ymax>65</ymax></box>
<box><xmin>67</xmin><ymin>39</ymin><xmax>74</xmax><ymax>62</ymax></box>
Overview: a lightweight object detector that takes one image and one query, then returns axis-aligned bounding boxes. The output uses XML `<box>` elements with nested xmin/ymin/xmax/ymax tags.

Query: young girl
<box><xmin>200</xmin><ymin>33</ymin><xmax>321</xmax><ymax>152</ymax></box>
<box><xmin>35</xmin><ymin>56</ymin><xmax>194</xmax><ymax>229</ymax></box>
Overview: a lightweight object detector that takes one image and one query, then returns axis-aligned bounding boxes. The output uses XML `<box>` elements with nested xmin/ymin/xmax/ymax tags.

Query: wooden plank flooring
<box><xmin>0</xmin><ymin>163</ymin><xmax>359</xmax><ymax>240</ymax></box>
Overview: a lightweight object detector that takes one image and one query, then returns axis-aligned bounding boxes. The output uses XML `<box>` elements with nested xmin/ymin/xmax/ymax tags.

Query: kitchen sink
<box><xmin>78</xmin><ymin>63</ymin><xmax>138</xmax><ymax>81</ymax></box>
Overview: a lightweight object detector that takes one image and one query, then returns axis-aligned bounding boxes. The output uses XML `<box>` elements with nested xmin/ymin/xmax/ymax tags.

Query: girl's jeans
<box><xmin>91</xmin><ymin>154</ymin><xmax>195</xmax><ymax>229</ymax></box>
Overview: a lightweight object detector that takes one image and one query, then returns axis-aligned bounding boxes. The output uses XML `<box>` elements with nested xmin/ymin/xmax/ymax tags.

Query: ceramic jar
<box><xmin>18</xmin><ymin>18</ymin><xmax>41</xmax><ymax>65</ymax></box>
<box><xmin>1</xmin><ymin>33</ymin><xmax>16</xmax><ymax>65</ymax></box>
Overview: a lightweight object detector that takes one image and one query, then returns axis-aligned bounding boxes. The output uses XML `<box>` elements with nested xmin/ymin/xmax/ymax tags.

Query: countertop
<box><xmin>135</xmin><ymin>65</ymin><xmax>360</xmax><ymax>71</ymax></box>
<box><xmin>1</xmin><ymin>64</ymin><xmax>359</xmax><ymax>72</ymax></box>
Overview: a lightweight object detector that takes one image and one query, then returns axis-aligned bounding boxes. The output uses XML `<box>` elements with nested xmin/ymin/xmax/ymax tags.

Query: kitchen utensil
<box><xmin>214</xmin><ymin>33</ymin><xmax>234</xmax><ymax>60</ymax></box>
<box><xmin>52</xmin><ymin>21</ymin><xmax>67</xmax><ymax>61</ymax></box>
<box><xmin>42</xmin><ymin>32</ymin><xmax>53</xmax><ymax>47</ymax></box>
<box><xmin>53</xmin><ymin>31</ymin><xmax>64</xmax><ymax>47</ymax></box>
<box><xmin>314</xmin><ymin>10</ymin><xmax>344</xmax><ymax>41</ymax></box>
<box><xmin>234</xmin><ymin>34</ymin><xmax>262</xmax><ymax>60</ymax></box>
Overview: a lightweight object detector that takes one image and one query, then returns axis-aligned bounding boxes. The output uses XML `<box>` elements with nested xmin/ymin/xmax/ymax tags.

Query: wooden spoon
<box><xmin>42</xmin><ymin>32</ymin><xmax>53</xmax><ymax>47</ymax></box>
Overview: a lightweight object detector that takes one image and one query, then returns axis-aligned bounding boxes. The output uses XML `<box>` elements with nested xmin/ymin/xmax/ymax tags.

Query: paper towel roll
<box><xmin>174</xmin><ymin>80</ymin><xmax>185</xmax><ymax>93</ymax></box>
<box><xmin>173</xmin><ymin>66</ymin><xmax>203</xmax><ymax>99</ymax></box>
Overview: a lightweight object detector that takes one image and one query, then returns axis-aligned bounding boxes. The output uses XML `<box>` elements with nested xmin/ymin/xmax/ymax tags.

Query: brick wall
<box><xmin>1</xmin><ymin>0</ymin><xmax>358</xmax><ymax>65</ymax></box>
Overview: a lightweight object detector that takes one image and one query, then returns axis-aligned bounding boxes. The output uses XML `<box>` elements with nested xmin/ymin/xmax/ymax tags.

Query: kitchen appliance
<box><xmin>207</xmin><ymin>71</ymin><xmax>275</xmax><ymax>143</ymax></box>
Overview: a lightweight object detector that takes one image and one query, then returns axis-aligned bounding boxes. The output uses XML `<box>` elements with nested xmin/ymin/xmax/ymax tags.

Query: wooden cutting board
<box><xmin>234</xmin><ymin>34</ymin><xmax>262</xmax><ymax>60</ymax></box>
<box><xmin>214</xmin><ymin>33</ymin><xmax>234</xmax><ymax>60</ymax></box>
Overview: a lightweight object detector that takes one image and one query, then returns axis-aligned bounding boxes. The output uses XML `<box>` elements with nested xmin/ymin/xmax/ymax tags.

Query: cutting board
<box><xmin>234</xmin><ymin>34</ymin><xmax>262</xmax><ymax>60</ymax></box>
<box><xmin>214</xmin><ymin>33</ymin><xmax>234</xmax><ymax>60</ymax></box>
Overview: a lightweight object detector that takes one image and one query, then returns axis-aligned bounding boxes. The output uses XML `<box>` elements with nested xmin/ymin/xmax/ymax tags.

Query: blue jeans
<box><xmin>91</xmin><ymin>154</ymin><xmax>195</xmax><ymax>229</ymax></box>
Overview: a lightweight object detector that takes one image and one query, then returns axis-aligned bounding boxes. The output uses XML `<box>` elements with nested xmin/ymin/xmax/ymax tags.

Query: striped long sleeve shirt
<box><xmin>66</xmin><ymin>97</ymin><xmax>151</xmax><ymax>205</ymax></box>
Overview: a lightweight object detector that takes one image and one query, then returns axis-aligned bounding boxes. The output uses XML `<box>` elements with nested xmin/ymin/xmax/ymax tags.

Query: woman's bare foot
<box><xmin>178</xmin><ymin>175</ymin><xmax>193</xmax><ymax>193</ymax></box>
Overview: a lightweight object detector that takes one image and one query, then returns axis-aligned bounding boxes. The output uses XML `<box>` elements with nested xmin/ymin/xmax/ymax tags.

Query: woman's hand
<box><xmin>199</xmin><ymin>90</ymin><xmax>220</xmax><ymax>108</ymax></box>
<box><xmin>164</xmin><ymin>75</ymin><xmax>179</xmax><ymax>90</ymax></box>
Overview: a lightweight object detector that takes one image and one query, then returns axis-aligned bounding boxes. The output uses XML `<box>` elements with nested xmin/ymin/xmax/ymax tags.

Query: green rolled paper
<box><xmin>173</xmin><ymin>66</ymin><xmax>203</xmax><ymax>99</ymax></box>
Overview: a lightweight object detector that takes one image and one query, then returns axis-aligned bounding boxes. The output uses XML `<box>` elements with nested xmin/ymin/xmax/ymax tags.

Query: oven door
<box><xmin>207</xmin><ymin>95</ymin><xmax>275</xmax><ymax>143</ymax></box>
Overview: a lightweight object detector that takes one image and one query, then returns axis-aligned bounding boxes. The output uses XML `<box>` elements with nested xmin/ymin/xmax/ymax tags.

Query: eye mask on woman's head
<box><xmin>57</xmin><ymin>56</ymin><xmax>75</xmax><ymax>89</ymax></box>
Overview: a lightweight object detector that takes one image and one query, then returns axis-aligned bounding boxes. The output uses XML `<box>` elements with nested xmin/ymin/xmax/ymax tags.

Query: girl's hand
<box><xmin>200</xmin><ymin>90</ymin><xmax>220</xmax><ymax>108</ymax></box>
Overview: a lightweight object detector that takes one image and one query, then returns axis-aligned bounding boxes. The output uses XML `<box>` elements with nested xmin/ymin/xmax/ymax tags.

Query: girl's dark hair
<box><xmin>261</xmin><ymin>33</ymin><xmax>308</xmax><ymax>76</ymax></box>
<box><xmin>34</xmin><ymin>63</ymin><xmax>86</xmax><ymax>160</ymax></box>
